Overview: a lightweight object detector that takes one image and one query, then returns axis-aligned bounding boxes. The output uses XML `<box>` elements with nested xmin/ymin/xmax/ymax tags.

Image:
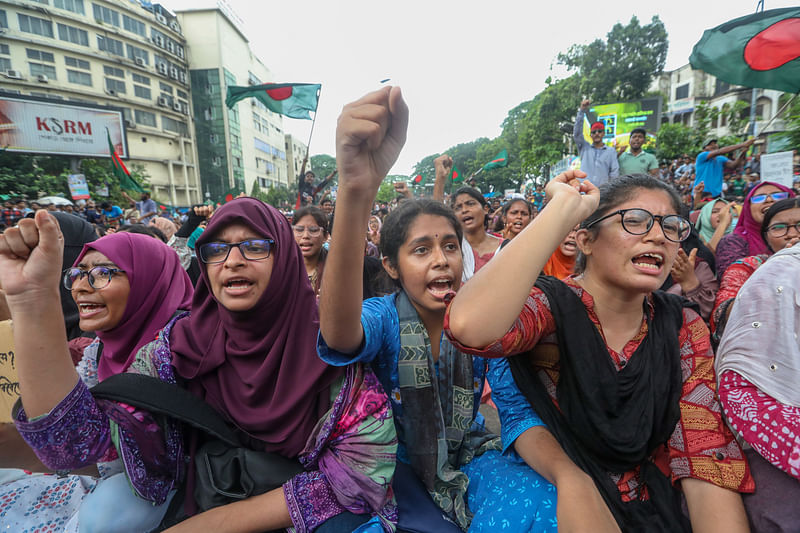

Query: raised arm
<box><xmin>707</xmin><ymin>138</ymin><xmax>754</xmax><ymax>160</ymax></box>
<box><xmin>573</xmin><ymin>100</ymin><xmax>591</xmax><ymax>151</ymax></box>
<box><xmin>0</xmin><ymin>211</ymin><xmax>79</xmax><ymax>417</ymax></box>
<box><xmin>319</xmin><ymin>87</ymin><xmax>408</xmax><ymax>353</ymax></box>
<box><xmin>447</xmin><ymin>171</ymin><xmax>598</xmax><ymax>348</ymax></box>
<box><xmin>432</xmin><ymin>154</ymin><xmax>452</xmax><ymax>203</ymax></box>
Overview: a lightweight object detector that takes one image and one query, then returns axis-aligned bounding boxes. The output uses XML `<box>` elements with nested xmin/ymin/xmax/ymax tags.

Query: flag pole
<box><xmin>758</xmin><ymin>93</ymin><xmax>797</xmax><ymax>134</ymax></box>
<box><xmin>304</xmin><ymin>86</ymin><xmax>322</xmax><ymax>156</ymax></box>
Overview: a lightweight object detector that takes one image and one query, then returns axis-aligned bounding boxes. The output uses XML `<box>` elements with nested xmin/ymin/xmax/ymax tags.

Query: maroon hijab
<box><xmin>734</xmin><ymin>181</ymin><xmax>795</xmax><ymax>256</ymax></box>
<box><xmin>169</xmin><ymin>198</ymin><xmax>342</xmax><ymax>457</ymax></box>
<box><xmin>75</xmin><ymin>232</ymin><xmax>194</xmax><ymax>381</ymax></box>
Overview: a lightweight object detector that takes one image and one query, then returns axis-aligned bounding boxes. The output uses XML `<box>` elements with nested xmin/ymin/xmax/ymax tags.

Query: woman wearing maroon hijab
<box><xmin>166</xmin><ymin>198</ymin><xmax>397</xmax><ymax>532</ymax></box>
<box><xmin>0</xmin><ymin>221</ymin><xmax>193</xmax><ymax>531</ymax></box>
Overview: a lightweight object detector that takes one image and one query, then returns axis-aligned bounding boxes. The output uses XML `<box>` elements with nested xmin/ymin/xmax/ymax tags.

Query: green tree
<box><xmin>310</xmin><ymin>154</ymin><xmax>337</xmax><ymax>184</ymax></box>
<box><xmin>655</xmin><ymin>123</ymin><xmax>696</xmax><ymax>161</ymax></box>
<box><xmin>375</xmin><ymin>180</ymin><xmax>397</xmax><ymax>204</ymax></box>
<box><xmin>558</xmin><ymin>15</ymin><xmax>668</xmax><ymax>102</ymax></box>
<box><xmin>777</xmin><ymin>93</ymin><xmax>800</xmax><ymax>150</ymax></box>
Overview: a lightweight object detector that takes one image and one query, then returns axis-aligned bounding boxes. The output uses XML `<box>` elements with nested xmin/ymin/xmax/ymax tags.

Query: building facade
<box><xmin>284</xmin><ymin>133</ymin><xmax>308</xmax><ymax>183</ymax></box>
<box><xmin>653</xmin><ymin>63</ymin><xmax>786</xmax><ymax>148</ymax></box>
<box><xmin>0</xmin><ymin>0</ymin><xmax>201</xmax><ymax>205</ymax></box>
<box><xmin>177</xmin><ymin>6</ymin><xmax>289</xmax><ymax>204</ymax></box>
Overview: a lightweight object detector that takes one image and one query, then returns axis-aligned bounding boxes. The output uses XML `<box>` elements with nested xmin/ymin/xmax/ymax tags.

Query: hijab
<box><xmin>169</xmin><ymin>197</ymin><xmax>343</xmax><ymax>457</ymax></box>
<box><xmin>542</xmin><ymin>247</ymin><xmax>576</xmax><ymax>280</ymax></box>
<box><xmin>53</xmin><ymin>212</ymin><xmax>97</xmax><ymax>340</ymax></box>
<box><xmin>150</xmin><ymin>216</ymin><xmax>178</xmax><ymax>241</ymax></box>
<box><xmin>75</xmin><ymin>232</ymin><xmax>194</xmax><ymax>381</ymax></box>
<box><xmin>695</xmin><ymin>199</ymin><xmax>735</xmax><ymax>244</ymax></box>
<box><xmin>734</xmin><ymin>182</ymin><xmax>795</xmax><ymax>256</ymax></box>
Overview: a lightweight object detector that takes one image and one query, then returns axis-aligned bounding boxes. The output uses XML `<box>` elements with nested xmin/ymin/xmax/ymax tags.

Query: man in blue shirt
<box><xmin>693</xmin><ymin>138</ymin><xmax>754</xmax><ymax>198</ymax></box>
<box><xmin>573</xmin><ymin>99</ymin><xmax>619</xmax><ymax>186</ymax></box>
<box><xmin>122</xmin><ymin>191</ymin><xmax>158</xmax><ymax>224</ymax></box>
<box><xmin>100</xmin><ymin>202</ymin><xmax>123</xmax><ymax>225</ymax></box>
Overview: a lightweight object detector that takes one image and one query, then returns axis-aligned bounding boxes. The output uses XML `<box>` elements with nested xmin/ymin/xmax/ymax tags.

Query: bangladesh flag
<box><xmin>482</xmin><ymin>149</ymin><xmax>508</xmax><ymax>171</ymax></box>
<box><xmin>106</xmin><ymin>129</ymin><xmax>144</xmax><ymax>193</ymax></box>
<box><xmin>221</xmin><ymin>187</ymin><xmax>243</xmax><ymax>204</ymax></box>
<box><xmin>412</xmin><ymin>174</ymin><xmax>425</xmax><ymax>186</ymax></box>
<box><xmin>451</xmin><ymin>166</ymin><xmax>463</xmax><ymax>183</ymax></box>
<box><xmin>690</xmin><ymin>7</ymin><xmax>800</xmax><ymax>93</ymax></box>
<box><xmin>225</xmin><ymin>83</ymin><xmax>321</xmax><ymax>120</ymax></box>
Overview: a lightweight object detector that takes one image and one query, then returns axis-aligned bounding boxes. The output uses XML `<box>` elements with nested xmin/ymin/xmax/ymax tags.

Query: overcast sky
<box><xmin>165</xmin><ymin>0</ymin><xmax>796</xmax><ymax>176</ymax></box>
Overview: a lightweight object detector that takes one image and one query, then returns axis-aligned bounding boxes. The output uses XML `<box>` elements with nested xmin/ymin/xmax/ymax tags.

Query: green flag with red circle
<box><xmin>225</xmin><ymin>83</ymin><xmax>321</xmax><ymax>120</ymax></box>
<box><xmin>451</xmin><ymin>166</ymin><xmax>463</xmax><ymax>183</ymax></box>
<box><xmin>690</xmin><ymin>7</ymin><xmax>800</xmax><ymax>93</ymax></box>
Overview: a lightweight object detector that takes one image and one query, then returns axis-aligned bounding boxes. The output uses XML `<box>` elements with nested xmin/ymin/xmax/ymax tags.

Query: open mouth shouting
<box><xmin>427</xmin><ymin>277</ymin><xmax>454</xmax><ymax>299</ymax></box>
<box><xmin>77</xmin><ymin>301</ymin><xmax>106</xmax><ymax>318</ymax></box>
<box><xmin>631</xmin><ymin>252</ymin><xmax>664</xmax><ymax>274</ymax></box>
<box><xmin>223</xmin><ymin>277</ymin><xmax>255</xmax><ymax>295</ymax></box>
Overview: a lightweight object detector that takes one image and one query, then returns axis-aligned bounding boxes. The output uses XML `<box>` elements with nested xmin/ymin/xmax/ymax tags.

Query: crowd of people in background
<box><xmin>0</xmin><ymin>87</ymin><xmax>799</xmax><ymax>532</ymax></box>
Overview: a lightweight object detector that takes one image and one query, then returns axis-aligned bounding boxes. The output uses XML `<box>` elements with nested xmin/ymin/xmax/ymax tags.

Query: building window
<box><xmin>135</xmin><ymin>109</ymin><xmax>157</xmax><ymax>127</ymax></box>
<box><xmin>162</xmin><ymin>116</ymin><xmax>187</xmax><ymax>136</ymax></box>
<box><xmin>176</xmin><ymin>89</ymin><xmax>187</xmax><ymax>100</ymax></box>
<box><xmin>132</xmin><ymin>73</ymin><xmax>150</xmax><ymax>85</ymax></box>
<box><xmin>92</xmin><ymin>4</ymin><xmax>120</xmax><ymax>27</ymax></box>
<box><xmin>134</xmin><ymin>85</ymin><xmax>151</xmax><ymax>99</ymax></box>
<box><xmin>54</xmin><ymin>0</ymin><xmax>85</xmax><ymax>15</ymax></box>
<box><xmin>675</xmin><ymin>83</ymin><xmax>689</xmax><ymax>100</ymax></box>
<box><xmin>97</xmin><ymin>36</ymin><xmax>124</xmax><ymax>57</ymax></box>
<box><xmin>0</xmin><ymin>10</ymin><xmax>7</xmax><ymax>29</ymax></box>
<box><xmin>18</xmin><ymin>14</ymin><xmax>54</xmax><ymax>38</ymax></box>
<box><xmin>57</xmin><ymin>23</ymin><xmax>89</xmax><ymax>46</ymax></box>
<box><xmin>103</xmin><ymin>65</ymin><xmax>124</xmax><ymax>78</ymax></box>
<box><xmin>30</xmin><ymin>62</ymin><xmax>57</xmax><ymax>79</ymax></box>
<box><xmin>715</xmin><ymin>80</ymin><xmax>730</xmax><ymax>96</ymax></box>
<box><xmin>126</xmin><ymin>44</ymin><xmax>149</xmax><ymax>65</ymax></box>
<box><xmin>159</xmin><ymin>81</ymin><xmax>173</xmax><ymax>94</ymax></box>
<box><xmin>105</xmin><ymin>78</ymin><xmax>125</xmax><ymax>94</ymax></box>
<box><xmin>31</xmin><ymin>0</ymin><xmax>48</xmax><ymax>4</ymax></box>
<box><xmin>67</xmin><ymin>69</ymin><xmax>91</xmax><ymax>86</ymax></box>
<box><xmin>26</xmin><ymin>49</ymin><xmax>54</xmax><ymax>62</ymax></box>
<box><xmin>65</xmin><ymin>56</ymin><xmax>89</xmax><ymax>70</ymax></box>
<box><xmin>0</xmin><ymin>57</ymin><xmax>10</xmax><ymax>71</ymax></box>
<box><xmin>122</xmin><ymin>15</ymin><xmax>146</xmax><ymax>37</ymax></box>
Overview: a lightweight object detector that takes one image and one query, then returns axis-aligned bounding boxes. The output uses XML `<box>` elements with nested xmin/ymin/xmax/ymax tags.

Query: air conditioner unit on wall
<box><xmin>169</xmin><ymin>68</ymin><xmax>178</xmax><ymax>80</ymax></box>
<box><xmin>5</xmin><ymin>70</ymin><xmax>22</xmax><ymax>79</ymax></box>
<box><xmin>36</xmin><ymin>74</ymin><xmax>49</xmax><ymax>83</ymax></box>
<box><xmin>155</xmin><ymin>13</ymin><xmax>167</xmax><ymax>25</ymax></box>
<box><xmin>173</xmin><ymin>102</ymin><xmax>181</xmax><ymax>112</ymax></box>
<box><xmin>178</xmin><ymin>71</ymin><xmax>187</xmax><ymax>84</ymax></box>
<box><xmin>155</xmin><ymin>35</ymin><xmax>164</xmax><ymax>48</ymax></box>
<box><xmin>170</xmin><ymin>20</ymin><xmax>180</xmax><ymax>32</ymax></box>
<box><xmin>157</xmin><ymin>96</ymin><xmax>168</xmax><ymax>107</ymax></box>
<box><xmin>157</xmin><ymin>63</ymin><xmax>168</xmax><ymax>75</ymax></box>
<box><xmin>125</xmin><ymin>119</ymin><xmax>135</xmax><ymax>129</ymax></box>
<box><xmin>134</xmin><ymin>57</ymin><xmax>146</xmax><ymax>67</ymax></box>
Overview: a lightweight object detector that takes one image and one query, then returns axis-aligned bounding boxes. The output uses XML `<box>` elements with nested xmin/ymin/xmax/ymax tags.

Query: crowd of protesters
<box><xmin>0</xmin><ymin>87</ymin><xmax>798</xmax><ymax>533</ymax></box>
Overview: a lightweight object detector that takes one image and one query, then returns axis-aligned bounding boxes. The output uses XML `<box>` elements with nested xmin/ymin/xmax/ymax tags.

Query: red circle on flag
<box><xmin>744</xmin><ymin>18</ymin><xmax>800</xmax><ymax>71</ymax></box>
<box><xmin>225</xmin><ymin>194</ymin><xmax>234</xmax><ymax>202</ymax></box>
<box><xmin>413</xmin><ymin>175</ymin><xmax>422</xmax><ymax>184</ymax></box>
<box><xmin>266</xmin><ymin>86</ymin><xmax>294</xmax><ymax>101</ymax></box>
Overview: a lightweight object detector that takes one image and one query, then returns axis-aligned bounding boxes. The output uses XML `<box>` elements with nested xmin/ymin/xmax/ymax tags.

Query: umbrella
<box><xmin>37</xmin><ymin>196</ymin><xmax>74</xmax><ymax>206</ymax></box>
<box><xmin>689</xmin><ymin>7</ymin><xmax>800</xmax><ymax>94</ymax></box>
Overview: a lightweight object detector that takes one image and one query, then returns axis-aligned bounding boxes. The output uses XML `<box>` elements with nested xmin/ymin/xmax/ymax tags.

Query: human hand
<box><xmin>580</xmin><ymin>99</ymin><xmax>591</xmax><ymax>111</ymax></box>
<box><xmin>718</xmin><ymin>204</ymin><xmax>733</xmax><ymax>228</ymax></box>
<box><xmin>544</xmin><ymin>170</ymin><xmax>599</xmax><ymax>222</ymax></box>
<box><xmin>336</xmin><ymin>86</ymin><xmax>408</xmax><ymax>196</ymax></box>
<box><xmin>0</xmin><ymin>210</ymin><xmax>64</xmax><ymax>302</ymax></box>
<box><xmin>193</xmin><ymin>205</ymin><xmax>215</xmax><ymax>219</ymax></box>
<box><xmin>434</xmin><ymin>154</ymin><xmax>453</xmax><ymax>176</ymax></box>
<box><xmin>393</xmin><ymin>181</ymin><xmax>412</xmax><ymax>197</ymax></box>
<box><xmin>744</xmin><ymin>138</ymin><xmax>756</xmax><ymax>147</ymax></box>
<box><xmin>693</xmin><ymin>182</ymin><xmax>704</xmax><ymax>195</ymax></box>
<box><xmin>671</xmin><ymin>248</ymin><xmax>699</xmax><ymax>291</ymax></box>
<box><xmin>556</xmin><ymin>471</ymin><xmax>620</xmax><ymax>533</ymax></box>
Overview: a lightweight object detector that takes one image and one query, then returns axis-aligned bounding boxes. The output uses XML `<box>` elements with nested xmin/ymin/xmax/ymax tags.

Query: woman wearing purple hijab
<box><xmin>0</xmin><ymin>220</ymin><xmax>193</xmax><ymax>532</ymax></box>
<box><xmin>163</xmin><ymin>198</ymin><xmax>397</xmax><ymax>532</ymax></box>
<box><xmin>715</xmin><ymin>181</ymin><xmax>795</xmax><ymax>278</ymax></box>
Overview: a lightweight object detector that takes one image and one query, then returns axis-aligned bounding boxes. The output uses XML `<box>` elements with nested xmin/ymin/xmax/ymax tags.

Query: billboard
<box><xmin>0</xmin><ymin>95</ymin><xmax>127</xmax><ymax>158</ymax></box>
<box><xmin>578</xmin><ymin>97</ymin><xmax>662</xmax><ymax>151</ymax></box>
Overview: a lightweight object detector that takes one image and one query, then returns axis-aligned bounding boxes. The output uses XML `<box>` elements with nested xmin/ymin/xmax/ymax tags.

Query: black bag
<box><xmin>90</xmin><ymin>373</ymin><xmax>303</xmax><ymax>525</ymax></box>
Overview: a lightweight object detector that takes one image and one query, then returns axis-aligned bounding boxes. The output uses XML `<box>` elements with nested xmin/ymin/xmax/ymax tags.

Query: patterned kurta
<box><xmin>444</xmin><ymin>278</ymin><xmax>754</xmax><ymax>502</ymax></box>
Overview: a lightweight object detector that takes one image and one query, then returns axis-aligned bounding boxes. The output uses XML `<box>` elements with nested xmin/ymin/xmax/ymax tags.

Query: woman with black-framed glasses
<box><xmin>0</xmin><ymin>223</ymin><xmax>193</xmax><ymax>532</ymax></box>
<box><xmin>291</xmin><ymin>205</ymin><xmax>329</xmax><ymax>297</ymax></box>
<box><xmin>446</xmin><ymin>173</ymin><xmax>753</xmax><ymax>532</ymax></box>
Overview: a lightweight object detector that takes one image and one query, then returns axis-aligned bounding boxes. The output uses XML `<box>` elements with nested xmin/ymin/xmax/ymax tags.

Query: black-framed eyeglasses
<box><xmin>63</xmin><ymin>266</ymin><xmax>126</xmax><ymax>290</ymax></box>
<box><xmin>198</xmin><ymin>239</ymin><xmax>275</xmax><ymax>264</ymax></box>
<box><xmin>584</xmin><ymin>208</ymin><xmax>691</xmax><ymax>242</ymax></box>
<box><xmin>766</xmin><ymin>221</ymin><xmax>800</xmax><ymax>238</ymax></box>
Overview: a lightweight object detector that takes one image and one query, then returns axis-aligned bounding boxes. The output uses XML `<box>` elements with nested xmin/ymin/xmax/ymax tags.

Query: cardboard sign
<box><xmin>761</xmin><ymin>151</ymin><xmax>794</xmax><ymax>189</ymax></box>
<box><xmin>0</xmin><ymin>320</ymin><xmax>18</xmax><ymax>423</ymax></box>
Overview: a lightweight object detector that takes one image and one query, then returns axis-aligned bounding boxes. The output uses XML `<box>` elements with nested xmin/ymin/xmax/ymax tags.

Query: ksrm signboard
<box><xmin>0</xmin><ymin>94</ymin><xmax>128</xmax><ymax>158</ymax></box>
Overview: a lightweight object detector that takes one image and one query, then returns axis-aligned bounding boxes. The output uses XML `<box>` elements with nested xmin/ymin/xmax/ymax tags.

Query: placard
<box><xmin>760</xmin><ymin>151</ymin><xmax>794</xmax><ymax>188</ymax></box>
<box><xmin>0</xmin><ymin>320</ymin><xmax>19</xmax><ymax>423</ymax></box>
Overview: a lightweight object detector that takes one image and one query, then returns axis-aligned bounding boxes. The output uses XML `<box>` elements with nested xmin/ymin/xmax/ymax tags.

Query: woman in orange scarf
<box><xmin>543</xmin><ymin>225</ymin><xmax>578</xmax><ymax>279</ymax></box>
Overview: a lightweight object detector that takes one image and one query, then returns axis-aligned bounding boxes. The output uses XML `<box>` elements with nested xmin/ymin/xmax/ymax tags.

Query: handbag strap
<box><xmin>90</xmin><ymin>373</ymin><xmax>242</xmax><ymax>447</ymax></box>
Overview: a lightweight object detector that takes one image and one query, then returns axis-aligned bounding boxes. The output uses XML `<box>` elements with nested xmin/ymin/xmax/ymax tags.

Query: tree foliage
<box><xmin>778</xmin><ymin>93</ymin><xmax>800</xmax><ymax>150</ymax></box>
<box><xmin>310</xmin><ymin>154</ymin><xmax>337</xmax><ymax>183</ymax></box>
<box><xmin>558</xmin><ymin>15</ymin><xmax>668</xmax><ymax>102</ymax></box>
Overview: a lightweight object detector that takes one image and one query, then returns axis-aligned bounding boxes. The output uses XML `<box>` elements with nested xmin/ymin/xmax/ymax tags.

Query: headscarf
<box><xmin>53</xmin><ymin>212</ymin><xmax>97</xmax><ymax>340</ymax></box>
<box><xmin>169</xmin><ymin>197</ymin><xmax>343</xmax><ymax>457</ymax></box>
<box><xmin>543</xmin><ymin>247</ymin><xmax>576</xmax><ymax>280</ymax></box>
<box><xmin>75</xmin><ymin>232</ymin><xmax>193</xmax><ymax>381</ymax></box>
<box><xmin>734</xmin><ymin>181</ymin><xmax>795</xmax><ymax>256</ymax></box>
<box><xmin>150</xmin><ymin>216</ymin><xmax>177</xmax><ymax>241</ymax></box>
<box><xmin>695</xmin><ymin>199</ymin><xmax>735</xmax><ymax>244</ymax></box>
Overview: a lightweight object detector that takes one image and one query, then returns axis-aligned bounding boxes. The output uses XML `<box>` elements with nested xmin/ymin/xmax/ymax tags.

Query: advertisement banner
<box><xmin>761</xmin><ymin>151</ymin><xmax>794</xmax><ymax>189</ymax></box>
<box><xmin>579</xmin><ymin>97</ymin><xmax>662</xmax><ymax>151</ymax></box>
<box><xmin>68</xmin><ymin>173</ymin><xmax>91</xmax><ymax>200</ymax></box>
<box><xmin>0</xmin><ymin>95</ymin><xmax>127</xmax><ymax>158</ymax></box>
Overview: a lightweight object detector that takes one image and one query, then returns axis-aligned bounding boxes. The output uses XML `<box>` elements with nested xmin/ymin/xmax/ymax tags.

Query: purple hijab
<box><xmin>75</xmin><ymin>232</ymin><xmax>194</xmax><ymax>381</ymax></box>
<box><xmin>169</xmin><ymin>198</ymin><xmax>343</xmax><ymax>457</ymax></box>
<box><xmin>734</xmin><ymin>181</ymin><xmax>795</xmax><ymax>256</ymax></box>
